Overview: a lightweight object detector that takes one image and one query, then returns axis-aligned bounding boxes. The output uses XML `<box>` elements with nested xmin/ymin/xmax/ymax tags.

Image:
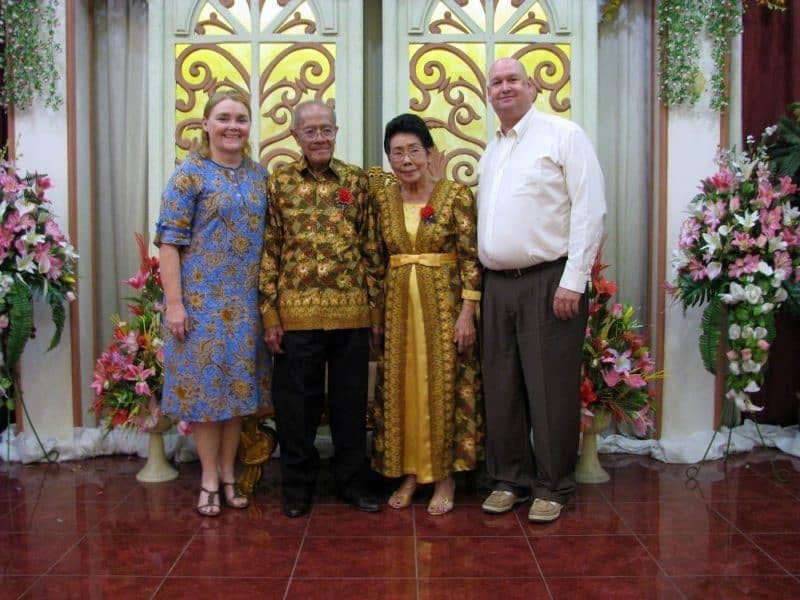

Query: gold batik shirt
<box><xmin>259</xmin><ymin>157</ymin><xmax>384</xmax><ymax>331</ymax></box>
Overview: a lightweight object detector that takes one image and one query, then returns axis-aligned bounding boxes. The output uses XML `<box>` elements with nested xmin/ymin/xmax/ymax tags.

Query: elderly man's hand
<box><xmin>263</xmin><ymin>324</ymin><xmax>284</xmax><ymax>354</ymax></box>
<box><xmin>553</xmin><ymin>287</ymin><xmax>581</xmax><ymax>320</ymax></box>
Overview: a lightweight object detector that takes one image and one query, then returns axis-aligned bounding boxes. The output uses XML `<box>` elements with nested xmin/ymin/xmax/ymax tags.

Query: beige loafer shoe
<box><xmin>528</xmin><ymin>498</ymin><xmax>563</xmax><ymax>522</ymax></box>
<box><xmin>481</xmin><ymin>490</ymin><xmax>529</xmax><ymax>514</ymax></box>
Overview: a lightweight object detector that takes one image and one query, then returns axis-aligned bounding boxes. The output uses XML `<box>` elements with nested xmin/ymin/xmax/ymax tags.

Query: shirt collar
<box><xmin>295</xmin><ymin>156</ymin><xmax>343</xmax><ymax>180</ymax></box>
<box><xmin>494</xmin><ymin>105</ymin><xmax>536</xmax><ymax>141</ymax></box>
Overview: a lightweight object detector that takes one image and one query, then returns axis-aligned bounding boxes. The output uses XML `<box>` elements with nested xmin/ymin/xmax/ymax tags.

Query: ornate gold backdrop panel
<box><xmin>174</xmin><ymin>0</ymin><xmax>336</xmax><ymax>171</ymax></box>
<box><xmin>407</xmin><ymin>0</ymin><xmax>572</xmax><ymax>187</ymax></box>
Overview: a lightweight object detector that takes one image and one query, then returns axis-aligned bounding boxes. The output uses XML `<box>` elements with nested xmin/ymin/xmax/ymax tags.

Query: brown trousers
<box><xmin>481</xmin><ymin>259</ymin><xmax>588</xmax><ymax>504</ymax></box>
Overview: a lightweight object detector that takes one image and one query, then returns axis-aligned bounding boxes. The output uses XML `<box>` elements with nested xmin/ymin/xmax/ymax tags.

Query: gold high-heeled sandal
<box><xmin>388</xmin><ymin>476</ymin><xmax>417</xmax><ymax>509</ymax></box>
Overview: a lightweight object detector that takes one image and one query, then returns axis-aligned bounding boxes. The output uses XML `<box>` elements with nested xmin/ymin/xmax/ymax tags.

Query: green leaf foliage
<box><xmin>784</xmin><ymin>281</ymin><xmax>800</xmax><ymax>319</ymax></box>
<box><xmin>46</xmin><ymin>294</ymin><xmax>66</xmax><ymax>351</ymax></box>
<box><xmin>699</xmin><ymin>295</ymin><xmax>722</xmax><ymax>375</ymax></box>
<box><xmin>5</xmin><ymin>281</ymin><xmax>33</xmax><ymax>369</ymax></box>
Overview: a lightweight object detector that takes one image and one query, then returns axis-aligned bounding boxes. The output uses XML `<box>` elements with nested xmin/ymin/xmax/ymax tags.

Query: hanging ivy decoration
<box><xmin>0</xmin><ymin>0</ymin><xmax>63</xmax><ymax>110</ymax></box>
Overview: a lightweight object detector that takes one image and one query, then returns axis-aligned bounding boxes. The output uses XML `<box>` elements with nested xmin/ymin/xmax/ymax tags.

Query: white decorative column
<box><xmin>14</xmin><ymin>1</ymin><xmax>75</xmax><ymax>443</ymax></box>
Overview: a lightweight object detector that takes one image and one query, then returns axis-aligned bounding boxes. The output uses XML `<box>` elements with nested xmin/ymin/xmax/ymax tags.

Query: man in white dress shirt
<box><xmin>477</xmin><ymin>57</ymin><xmax>605</xmax><ymax>522</ymax></box>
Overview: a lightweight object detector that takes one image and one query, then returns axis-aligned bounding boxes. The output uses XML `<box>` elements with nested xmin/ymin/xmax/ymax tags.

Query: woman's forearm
<box><xmin>159</xmin><ymin>244</ymin><xmax>183</xmax><ymax>307</ymax></box>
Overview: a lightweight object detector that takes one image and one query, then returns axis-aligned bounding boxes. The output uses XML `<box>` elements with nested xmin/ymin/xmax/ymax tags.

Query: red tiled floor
<box><xmin>547</xmin><ymin>575</ymin><xmax>681</xmax><ymax>599</ymax></box>
<box><xmin>418</xmin><ymin>577</ymin><xmax>549</xmax><ymax>599</ymax></box>
<box><xmin>672</xmin><ymin>575</ymin><xmax>800</xmax><ymax>599</ymax></box>
<box><xmin>1</xmin><ymin>451</ymin><xmax>799</xmax><ymax>598</ymax></box>
<box><xmin>154</xmin><ymin>576</ymin><xmax>289</xmax><ymax>599</ymax></box>
<box><xmin>294</xmin><ymin>537</ymin><xmax>416</xmax><ymax>578</ymax></box>
<box><xmin>639</xmin><ymin>532</ymin><xmax>784</xmax><ymax>576</ymax></box>
<box><xmin>416</xmin><ymin>536</ymin><xmax>539</xmax><ymax>578</ymax></box>
<box><xmin>22</xmin><ymin>575</ymin><xmax>162</xmax><ymax>599</ymax></box>
<box><xmin>288</xmin><ymin>578</ymin><xmax>417</xmax><ymax>599</ymax></box>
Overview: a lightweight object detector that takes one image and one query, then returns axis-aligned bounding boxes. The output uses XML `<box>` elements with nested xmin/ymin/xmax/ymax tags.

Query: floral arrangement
<box><xmin>581</xmin><ymin>255</ymin><xmax>658</xmax><ymax>436</ymax></box>
<box><xmin>0</xmin><ymin>0</ymin><xmax>62</xmax><ymax>110</ymax></box>
<box><xmin>0</xmin><ymin>163</ymin><xmax>77</xmax><ymax>408</ymax></box>
<box><xmin>90</xmin><ymin>234</ymin><xmax>166</xmax><ymax>431</ymax></box>
<box><xmin>669</xmin><ymin>137</ymin><xmax>800</xmax><ymax>415</ymax></box>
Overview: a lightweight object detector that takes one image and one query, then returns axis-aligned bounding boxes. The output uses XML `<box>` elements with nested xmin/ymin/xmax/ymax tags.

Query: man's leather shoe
<box><xmin>283</xmin><ymin>500</ymin><xmax>310</xmax><ymax>518</ymax></box>
<box><xmin>340</xmin><ymin>491</ymin><xmax>380</xmax><ymax>513</ymax></box>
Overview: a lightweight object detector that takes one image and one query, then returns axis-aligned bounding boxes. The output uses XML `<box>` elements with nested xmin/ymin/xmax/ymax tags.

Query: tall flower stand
<box><xmin>136</xmin><ymin>416</ymin><xmax>179</xmax><ymax>483</ymax></box>
<box><xmin>575</xmin><ymin>409</ymin><xmax>611</xmax><ymax>484</ymax></box>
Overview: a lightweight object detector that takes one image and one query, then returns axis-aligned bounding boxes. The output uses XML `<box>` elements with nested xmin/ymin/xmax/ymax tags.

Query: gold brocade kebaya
<box><xmin>369</xmin><ymin>169</ymin><xmax>484</xmax><ymax>482</ymax></box>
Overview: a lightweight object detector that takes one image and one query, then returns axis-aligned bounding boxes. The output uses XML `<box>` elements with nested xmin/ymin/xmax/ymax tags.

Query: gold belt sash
<box><xmin>389</xmin><ymin>252</ymin><xmax>456</xmax><ymax>268</ymax></box>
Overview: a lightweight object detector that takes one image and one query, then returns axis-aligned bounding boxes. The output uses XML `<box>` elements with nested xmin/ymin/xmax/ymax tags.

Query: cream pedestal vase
<box><xmin>575</xmin><ymin>409</ymin><xmax>611</xmax><ymax>484</ymax></box>
<box><xmin>136</xmin><ymin>416</ymin><xmax>179</xmax><ymax>483</ymax></box>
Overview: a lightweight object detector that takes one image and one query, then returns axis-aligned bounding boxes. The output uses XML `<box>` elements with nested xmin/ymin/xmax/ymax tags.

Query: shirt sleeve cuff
<box><xmin>462</xmin><ymin>289</ymin><xmax>481</xmax><ymax>301</ymax></box>
<box><xmin>558</xmin><ymin>262</ymin><xmax>589</xmax><ymax>294</ymax></box>
<box><xmin>154</xmin><ymin>224</ymin><xmax>191</xmax><ymax>247</ymax></box>
<box><xmin>261</xmin><ymin>307</ymin><xmax>281</xmax><ymax>329</ymax></box>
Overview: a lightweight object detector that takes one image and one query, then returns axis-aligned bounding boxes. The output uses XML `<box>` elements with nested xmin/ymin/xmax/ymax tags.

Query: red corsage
<box><xmin>337</xmin><ymin>188</ymin><xmax>353</xmax><ymax>210</ymax></box>
<box><xmin>420</xmin><ymin>204</ymin><xmax>435</xmax><ymax>224</ymax></box>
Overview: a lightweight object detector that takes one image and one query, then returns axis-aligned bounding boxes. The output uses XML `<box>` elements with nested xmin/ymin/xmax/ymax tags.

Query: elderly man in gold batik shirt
<box><xmin>259</xmin><ymin>100</ymin><xmax>384</xmax><ymax>518</ymax></box>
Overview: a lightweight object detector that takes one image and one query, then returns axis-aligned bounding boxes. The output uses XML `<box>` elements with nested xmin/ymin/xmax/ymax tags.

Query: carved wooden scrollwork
<box><xmin>258</xmin><ymin>43</ymin><xmax>336</xmax><ymax>169</ymax></box>
<box><xmin>513</xmin><ymin>43</ymin><xmax>571</xmax><ymax>113</ymax></box>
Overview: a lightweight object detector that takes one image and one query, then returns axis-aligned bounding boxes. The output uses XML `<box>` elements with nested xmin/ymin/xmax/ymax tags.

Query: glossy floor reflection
<box><xmin>1</xmin><ymin>449</ymin><xmax>799</xmax><ymax>599</ymax></box>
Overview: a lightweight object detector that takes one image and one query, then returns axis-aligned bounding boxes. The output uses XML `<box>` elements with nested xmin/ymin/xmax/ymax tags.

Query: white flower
<box><xmin>757</xmin><ymin>262</ymin><xmax>774</xmax><ymax>276</ymax></box>
<box><xmin>706</xmin><ymin>262</ymin><xmax>722</xmax><ymax>280</ymax></box>
<box><xmin>730</xmin><ymin>390</ymin><xmax>764</xmax><ymax>413</ymax></box>
<box><xmin>16</xmin><ymin>200</ymin><xmax>37</xmax><ymax>217</ymax></box>
<box><xmin>768</xmin><ymin>236</ymin><xmax>788</xmax><ymax>253</ymax></box>
<box><xmin>0</xmin><ymin>274</ymin><xmax>13</xmax><ymax>297</ymax></box>
<box><xmin>757</xmin><ymin>302</ymin><xmax>774</xmax><ymax>314</ymax></box>
<box><xmin>721</xmin><ymin>282</ymin><xmax>746</xmax><ymax>304</ymax></box>
<box><xmin>774</xmin><ymin>287</ymin><xmax>788</xmax><ymax>303</ymax></box>
<box><xmin>728</xmin><ymin>323</ymin><xmax>741</xmax><ymax>339</ymax></box>
<box><xmin>21</xmin><ymin>230</ymin><xmax>45</xmax><ymax>248</ymax></box>
<box><xmin>15</xmin><ymin>252</ymin><xmax>36</xmax><ymax>273</ymax></box>
<box><xmin>753</xmin><ymin>326</ymin><xmax>768</xmax><ymax>339</ymax></box>
<box><xmin>783</xmin><ymin>204</ymin><xmax>800</xmax><ymax>225</ymax></box>
<box><xmin>717</xmin><ymin>224</ymin><xmax>730</xmax><ymax>237</ymax></box>
<box><xmin>743</xmin><ymin>381</ymin><xmax>761</xmax><ymax>393</ymax></box>
<box><xmin>742</xmin><ymin>325</ymin><xmax>755</xmax><ymax>339</ymax></box>
<box><xmin>671</xmin><ymin>249</ymin><xmax>689</xmax><ymax>271</ymax></box>
<box><xmin>744</xmin><ymin>284</ymin><xmax>763</xmax><ymax>305</ymax></box>
<box><xmin>734</xmin><ymin>211</ymin><xmax>758</xmax><ymax>230</ymax></box>
<box><xmin>702</xmin><ymin>232</ymin><xmax>722</xmax><ymax>254</ymax></box>
<box><xmin>729</xmin><ymin>361</ymin><xmax>741</xmax><ymax>375</ymax></box>
<box><xmin>763</xmin><ymin>124</ymin><xmax>778</xmax><ymax>137</ymax></box>
<box><xmin>742</xmin><ymin>359</ymin><xmax>762</xmax><ymax>373</ymax></box>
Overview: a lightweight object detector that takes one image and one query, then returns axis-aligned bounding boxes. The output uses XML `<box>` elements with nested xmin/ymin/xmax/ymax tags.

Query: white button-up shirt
<box><xmin>477</xmin><ymin>106</ymin><xmax>606</xmax><ymax>293</ymax></box>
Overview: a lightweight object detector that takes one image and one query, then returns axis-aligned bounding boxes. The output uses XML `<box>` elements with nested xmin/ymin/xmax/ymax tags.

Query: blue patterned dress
<box><xmin>155</xmin><ymin>154</ymin><xmax>270</xmax><ymax>422</ymax></box>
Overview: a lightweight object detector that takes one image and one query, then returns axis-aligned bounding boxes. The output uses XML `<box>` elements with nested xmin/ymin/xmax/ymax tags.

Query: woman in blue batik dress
<box><xmin>156</xmin><ymin>90</ymin><xmax>270</xmax><ymax>517</ymax></box>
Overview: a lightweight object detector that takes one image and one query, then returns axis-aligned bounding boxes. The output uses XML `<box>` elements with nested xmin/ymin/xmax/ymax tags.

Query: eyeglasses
<box><xmin>388</xmin><ymin>146</ymin><xmax>426</xmax><ymax>162</ymax></box>
<box><xmin>296</xmin><ymin>126</ymin><xmax>337</xmax><ymax>141</ymax></box>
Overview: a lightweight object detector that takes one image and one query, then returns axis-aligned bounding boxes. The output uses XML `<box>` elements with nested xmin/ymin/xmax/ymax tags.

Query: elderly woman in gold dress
<box><xmin>370</xmin><ymin>113</ymin><xmax>483</xmax><ymax>515</ymax></box>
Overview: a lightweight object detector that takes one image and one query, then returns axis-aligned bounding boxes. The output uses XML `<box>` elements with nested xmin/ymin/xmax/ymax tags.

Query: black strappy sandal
<box><xmin>197</xmin><ymin>486</ymin><xmax>221</xmax><ymax>517</ymax></box>
<box><xmin>221</xmin><ymin>481</ymin><xmax>249</xmax><ymax>509</ymax></box>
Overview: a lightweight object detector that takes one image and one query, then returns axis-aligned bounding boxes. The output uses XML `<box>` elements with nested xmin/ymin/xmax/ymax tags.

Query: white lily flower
<box><xmin>16</xmin><ymin>201</ymin><xmax>38</xmax><ymax>217</ymax></box>
<box><xmin>671</xmin><ymin>249</ymin><xmax>689</xmax><ymax>270</ymax></box>
<box><xmin>783</xmin><ymin>204</ymin><xmax>800</xmax><ymax>225</ymax></box>
<box><xmin>728</xmin><ymin>323</ymin><xmax>741</xmax><ymax>339</ymax></box>
<box><xmin>744</xmin><ymin>284</ymin><xmax>763</xmax><ymax>305</ymax></box>
<box><xmin>743</xmin><ymin>381</ymin><xmax>761</xmax><ymax>393</ymax></box>
<box><xmin>742</xmin><ymin>359</ymin><xmax>762</xmax><ymax>373</ymax></box>
<box><xmin>718</xmin><ymin>224</ymin><xmax>730</xmax><ymax>237</ymax></box>
<box><xmin>706</xmin><ymin>262</ymin><xmax>722</xmax><ymax>280</ymax></box>
<box><xmin>702</xmin><ymin>232</ymin><xmax>722</xmax><ymax>254</ymax></box>
<box><xmin>768</xmin><ymin>236</ymin><xmax>788</xmax><ymax>253</ymax></box>
<box><xmin>21</xmin><ymin>230</ymin><xmax>45</xmax><ymax>247</ymax></box>
<box><xmin>734</xmin><ymin>211</ymin><xmax>758</xmax><ymax>230</ymax></box>
<box><xmin>757</xmin><ymin>262</ymin><xmax>774</xmax><ymax>276</ymax></box>
<box><xmin>15</xmin><ymin>253</ymin><xmax>36</xmax><ymax>273</ymax></box>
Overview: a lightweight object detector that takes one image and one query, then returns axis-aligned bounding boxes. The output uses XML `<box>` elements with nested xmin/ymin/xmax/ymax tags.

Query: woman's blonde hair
<box><xmin>198</xmin><ymin>89</ymin><xmax>253</xmax><ymax>159</ymax></box>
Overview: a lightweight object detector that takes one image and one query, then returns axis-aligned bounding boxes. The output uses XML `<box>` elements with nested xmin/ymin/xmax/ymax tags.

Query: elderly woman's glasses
<box><xmin>389</xmin><ymin>146</ymin><xmax>425</xmax><ymax>162</ymax></box>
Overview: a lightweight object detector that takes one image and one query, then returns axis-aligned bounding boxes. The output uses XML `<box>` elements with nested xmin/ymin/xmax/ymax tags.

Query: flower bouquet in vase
<box><xmin>669</xmin><ymin>136</ymin><xmax>800</xmax><ymax>438</ymax></box>
<box><xmin>91</xmin><ymin>234</ymin><xmax>177</xmax><ymax>482</ymax></box>
<box><xmin>577</xmin><ymin>255</ymin><xmax>660</xmax><ymax>483</ymax></box>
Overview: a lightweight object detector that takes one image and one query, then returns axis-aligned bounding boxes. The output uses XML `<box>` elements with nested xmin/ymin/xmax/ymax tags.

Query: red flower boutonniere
<box><xmin>420</xmin><ymin>204</ymin><xmax>435</xmax><ymax>224</ymax></box>
<box><xmin>337</xmin><ymin>188</ymin><xmax>353</xmax><ymax>210</ymax></box>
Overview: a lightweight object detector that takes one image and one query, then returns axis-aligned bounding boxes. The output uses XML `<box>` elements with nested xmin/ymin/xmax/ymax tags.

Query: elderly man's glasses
<box><xmin>389</xmin><ymin>146</ymin><xmax>425</xmax><ymax>162</ymax></box>
<box><xmin>297</xmin><ymin>126</ymin><xmax>337</xmax><ymax>141</ymax></box>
